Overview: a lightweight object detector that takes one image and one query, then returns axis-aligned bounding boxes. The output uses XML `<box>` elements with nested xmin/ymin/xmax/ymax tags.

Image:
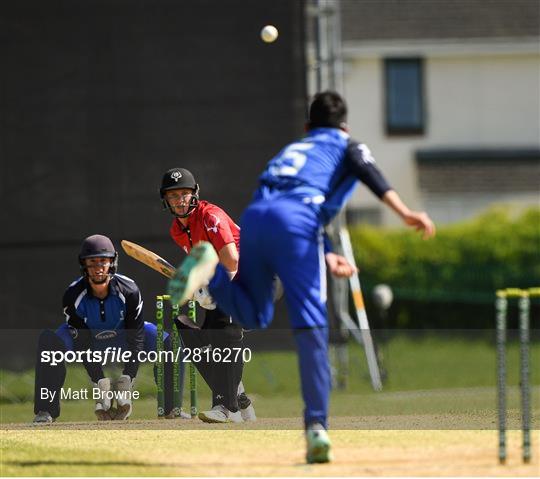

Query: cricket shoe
<box><xmin>95</xmin><ymin>404</ymin><xmax>113</xmax><ymax>421</ymax></box>
<box><xmin>238</xmin><ymin>392</ymin><xmax>257</xmax><ymax>422</ymax></box>
<box><xmin>198</xmin><ymin>405</ymin><xmax>243</xmax><ymax>424</ymax></box>
<box><xmin>306</xmin><ymin>423</ymin><xmax>332</xmax><ymax>464</ymax></box>
<box><xmin>164</xmin><ymin>408</ymin><xmax>192</xmax><ymax>419</ymax></box>
<box><xmin>113</xmin><ymin>405</ymin><xmax>131</xmax><ymax>420</ymax></box>
<box><xmin>168</xmin><ymin>242</ymin><xmax>219</xmax><ymax>307</ymax></box>
<box><xmin>33</xmin><ymin>411</ymin><xmax>54</xmax><ymax>425</ymax></box>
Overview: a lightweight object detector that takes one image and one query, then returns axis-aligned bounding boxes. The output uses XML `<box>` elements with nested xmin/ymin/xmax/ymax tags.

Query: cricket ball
<box><xmin>261</xmin><ymin>25</ymin><xmax>278</xmax><ymax>43</ymax></box>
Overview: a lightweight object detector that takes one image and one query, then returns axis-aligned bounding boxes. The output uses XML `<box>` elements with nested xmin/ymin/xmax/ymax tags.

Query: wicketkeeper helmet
<box><xmin>78</xmin><ymin>234</ymin><xmax>118</xmax><ymax>276</ymax></box>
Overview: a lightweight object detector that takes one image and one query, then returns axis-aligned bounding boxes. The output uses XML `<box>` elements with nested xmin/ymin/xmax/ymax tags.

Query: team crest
<box><xmin>171</xmin><ymin>170</ymin><xmax>183</xmax><ymax>182</ymax></box>
<box><xmin>204</xmin><ymin>213</ymin><xmax>221</xmax><ymax>234</ymax></box>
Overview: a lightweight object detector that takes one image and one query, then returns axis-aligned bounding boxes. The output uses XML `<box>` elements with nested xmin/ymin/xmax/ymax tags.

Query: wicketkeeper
<box><xmin>33</xmin><ymin>234</ymin><xmax>188</xmax><ymax>423</ymax></box>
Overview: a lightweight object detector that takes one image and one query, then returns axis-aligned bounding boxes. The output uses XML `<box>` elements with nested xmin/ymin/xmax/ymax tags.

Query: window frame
<box><xmin>384</xmin><ymin>57</ymin><xmax>425</xmax><ymax>136</ymax></box>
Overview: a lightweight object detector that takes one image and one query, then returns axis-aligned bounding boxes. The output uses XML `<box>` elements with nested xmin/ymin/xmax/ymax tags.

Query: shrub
<box><xmin>349</xmin><ymin>207</ymin><xmax>540</xmax><ymax>328</ymax></box>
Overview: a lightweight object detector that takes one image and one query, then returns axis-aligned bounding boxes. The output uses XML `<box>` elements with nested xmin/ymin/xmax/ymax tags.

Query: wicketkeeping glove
<box><xmin>94</xmin><ymin>377</ymin><xmax>113</xmax><ymax>421</ymax></box>
<box><xmin>113</xmin><ymin>374</ymin><xmax>134</xmax><ymax>420</ymax></box>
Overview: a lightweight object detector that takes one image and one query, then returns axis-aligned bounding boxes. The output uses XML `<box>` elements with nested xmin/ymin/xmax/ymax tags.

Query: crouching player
<box><xmin>33</xmin><ymin>234</ymin><xmax>188</xmax><ymax>423</ymax></box>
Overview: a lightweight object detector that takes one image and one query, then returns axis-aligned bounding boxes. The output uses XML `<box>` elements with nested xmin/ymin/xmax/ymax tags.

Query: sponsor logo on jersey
<box><xmin>95</xmin><ymin>330</ymin><xmax>118</xmax><ymax>340</ymax></box>
<box><xmin>204</xmin><ymin>213</ymin><xmax>221</xmax><ymax>234</ymax></box>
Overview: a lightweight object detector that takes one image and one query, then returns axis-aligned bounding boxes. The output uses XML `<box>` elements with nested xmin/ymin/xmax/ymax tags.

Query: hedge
<box><xmin>349</xmin><ymin>206</ymin><xmax>540</xmax><ymax>329</ymax></box>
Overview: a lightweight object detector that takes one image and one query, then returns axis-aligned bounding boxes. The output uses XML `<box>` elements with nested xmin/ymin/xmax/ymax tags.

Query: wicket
<box><xmin>187</xmin><ymin>299</ymin><xmax>199</xmax><ymax>417</ymax></box>
<box><xmin>495</xmin><ymin>287</ymin><xmax>538</xmax><ymax>464</ymax></box>
<box><xmin>156</xmin><ymin>294</ymin><xmax>198</xmax><ymax>418</ymax></box>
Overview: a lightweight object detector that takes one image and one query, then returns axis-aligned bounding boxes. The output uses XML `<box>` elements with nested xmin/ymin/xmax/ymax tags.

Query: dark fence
<box><xmin>0</xmin><ymin>0</ymin><xmax>306</xmax><ymax>367</ymax></box>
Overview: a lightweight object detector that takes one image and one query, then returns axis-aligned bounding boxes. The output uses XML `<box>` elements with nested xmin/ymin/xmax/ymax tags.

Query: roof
<box><xmin>340</xmin><ymin>0</ymin><xmax>540</xmax><ymax>42</ymax></box>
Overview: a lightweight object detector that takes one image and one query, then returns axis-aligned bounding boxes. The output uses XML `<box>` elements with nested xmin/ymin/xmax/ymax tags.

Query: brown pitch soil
<box><xmin>1</xmin><ymin>420</ymin><xmax>538</xmax><ymax>476</ymax></box>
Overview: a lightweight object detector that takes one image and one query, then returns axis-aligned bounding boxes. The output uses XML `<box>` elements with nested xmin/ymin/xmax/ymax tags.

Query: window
<box><xmin>384</xmin><ymin>58</ymin><xmax>425</xmax><ymax>135</ymax></box>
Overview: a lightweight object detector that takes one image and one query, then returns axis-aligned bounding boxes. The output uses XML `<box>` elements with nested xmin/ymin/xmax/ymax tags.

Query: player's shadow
<box><xmin>5</xmin><ymin>460</ymin><xmax>178</xmax><ymax>468</ymax></box>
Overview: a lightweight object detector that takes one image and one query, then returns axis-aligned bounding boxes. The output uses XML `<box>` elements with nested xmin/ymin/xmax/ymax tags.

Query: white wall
<box><xmin>428</xmin><ymin>54</ymin><xmax>540</xmax><ymax>145</ymax></box>
<box><xmin>342</xmin><ymin>39</ymin><xmax>540</xmax><ymax>225</ymax></box>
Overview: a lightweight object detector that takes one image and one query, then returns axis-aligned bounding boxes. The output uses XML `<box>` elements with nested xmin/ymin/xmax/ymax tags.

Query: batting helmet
<box><xmin>159</xmin><ymin>167</ymin><xmax>200</xmax><ymax>217</ymax></box>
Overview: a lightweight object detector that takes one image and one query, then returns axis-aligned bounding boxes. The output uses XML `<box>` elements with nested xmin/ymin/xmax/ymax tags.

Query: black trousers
<box><xmin>175</xmin><ymin>307</ymin><xmax>244</xmax><ymax>412</ymax></box>
<box><xmin>33</xmin><ymin>330</ymin><xmax>66</xmax><ymax>418</ymax></box>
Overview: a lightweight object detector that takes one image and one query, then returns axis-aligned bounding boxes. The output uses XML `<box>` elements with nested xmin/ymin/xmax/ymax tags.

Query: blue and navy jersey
<box><xmin>257</xmin><ymin>128</ymin><xmax>392</xmax><ymax>224</ymax></box>
<box><xmin>63</xmin><ymin>274</ymin><xmax>144</xmax><ymax>379</ymax></box>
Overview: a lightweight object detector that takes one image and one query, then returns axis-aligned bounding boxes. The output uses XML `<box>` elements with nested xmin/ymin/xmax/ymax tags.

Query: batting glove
<box><xmin>193</xmin><ymin>286</ymin><xmax>217</xmax><ymax>310</ymax></box>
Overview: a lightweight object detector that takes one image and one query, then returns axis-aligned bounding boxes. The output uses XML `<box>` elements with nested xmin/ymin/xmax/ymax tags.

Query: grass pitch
<box><xmin>2</xmin><ymin>335</ymin><xmax>538</xmax><ymax>476</ymax></box>
<box><xmin>2</xmin><ymin>387</ymin><xmax>539</xmax><ymax>477</ymax></box>
<box><xmin>2</xmin><ymin>426</ymin><xmax>539</xmax><ymax>477</ymax></box>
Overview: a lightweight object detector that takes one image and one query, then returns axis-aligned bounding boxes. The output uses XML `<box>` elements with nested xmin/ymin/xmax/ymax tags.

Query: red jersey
<box><xmin>170</xmin><ymin>200</ymin><xmax>240</xmax><ymax>255</ymax></box>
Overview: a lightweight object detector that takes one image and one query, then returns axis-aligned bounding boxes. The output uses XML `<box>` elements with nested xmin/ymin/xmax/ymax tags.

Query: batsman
<box><xmin>159</xmin><ymin>167</ymin><xmax>256</xmax><ymax>423</ymax></box>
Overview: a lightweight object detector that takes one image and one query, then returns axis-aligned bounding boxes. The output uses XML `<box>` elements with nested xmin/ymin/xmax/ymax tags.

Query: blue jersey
<box><xmin>62</xmin><ymin>274</ymin><xmax>144</xmax><ymax>379</ymax></box>
<box><xmin>257</xmin><ymin>128</ymin><xmax>391</xmax><ymax>224</ymax></box>
<box><xmin>210</xmin><ymin>130</ymin><xmax>392</xmax><ymax>430</ymax></box>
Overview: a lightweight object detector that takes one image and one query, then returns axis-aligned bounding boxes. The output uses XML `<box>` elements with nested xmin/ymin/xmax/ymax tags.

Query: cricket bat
<box><xmin>121</xmin><ymin>240</ymin><xmax>176</xmax><ymax>279</ymax></box>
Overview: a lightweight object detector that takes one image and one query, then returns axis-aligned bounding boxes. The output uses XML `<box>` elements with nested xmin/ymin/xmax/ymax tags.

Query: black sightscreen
<box><xmin>0</xmin><ymin>0</ymin><xmax>305</xmax><ymax>357</ymax></box>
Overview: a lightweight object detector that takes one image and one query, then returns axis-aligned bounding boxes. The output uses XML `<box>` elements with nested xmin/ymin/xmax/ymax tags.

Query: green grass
<box><xmin>1</xmin><ymin>334</ymin><xmax>538</xmax><ymax>426</ymax></box>
<box><xmin>3</xmin><ymin>387</ymin><xmax>539</xmax><ymax>430</ymax></box>
<box><xmin>2</xmin><ymin>335</ymin><xmax>539</xmax><ymax>477</ymax></box>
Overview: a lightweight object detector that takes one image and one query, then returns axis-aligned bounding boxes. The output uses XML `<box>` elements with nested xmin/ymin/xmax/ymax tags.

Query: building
<box><xmin>340</xmin><ymin>0</ymin><xmax>539</xmax><ymax>224</ymax></box>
